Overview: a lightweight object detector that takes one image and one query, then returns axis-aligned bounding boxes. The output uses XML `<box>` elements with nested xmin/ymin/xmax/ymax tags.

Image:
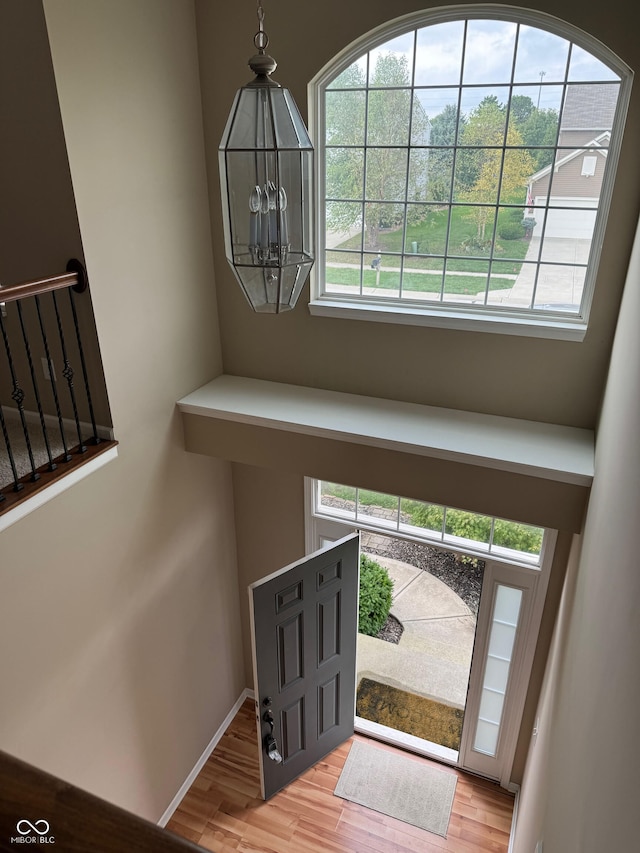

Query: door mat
<box><xmin>356</xmin><ymin>677</ymin><xmax>464</xmax><ymax>750</ymax></box>
<box><xmin>335</xmin><ymin>739</ymin><xmax>457</xmax><ymax>836</ymax></box>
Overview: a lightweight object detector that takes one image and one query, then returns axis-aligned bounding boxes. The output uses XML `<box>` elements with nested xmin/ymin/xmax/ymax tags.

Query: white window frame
<box><xmin>308</xmin><ymin>5</ymin><xmax>632</xmax><ymax>341</ymax></box>
<box><xmin>304</xmin><ymin>476</ymin><xmax>555</xmax><ymax>787</ymax></box>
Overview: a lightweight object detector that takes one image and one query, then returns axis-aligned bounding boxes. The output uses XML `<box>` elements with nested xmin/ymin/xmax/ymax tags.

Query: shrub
<box><xmin>460</xmin><ymin>235</ymin><xmax>493</xmax><ymax>254</ymax></box>
<box><xmin>359</xmin><ymin>554</ymin><xmax>393</xmax><ymax>636</ymax></box>
<box><xmin>406</xmin><ymin>504</ymin><xmax>543</xmax><ymax>555</ymax></box>
<box><xmin>407</xmin><ymin>502</ymin><xmax>444</xmax><ymax>531</ymax></box>
<box><xmin>498</xmin><ymin>221</ymin><xmax>526</xmax><ymax>240</ymax></box>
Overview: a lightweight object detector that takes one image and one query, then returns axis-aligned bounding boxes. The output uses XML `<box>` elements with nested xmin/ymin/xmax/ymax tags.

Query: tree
<box><xmin>324</xmin><ymin>53</ymin><xmax>429</xmax><ymax>250</ymax></box>
<box><xmin>426</xmin><ymin>104</ymin><xmax>465</xmax><ymax>202</ymax></box>
<box><xmin>519</xmin><ymin>108</ymin><xmax>559</xmax><ymax>170</ymax></box>
<box><xmin>325</xmin><ymin>63</ymin><xmax>367</xmax><ymax>231</ymax></box>
<box><xmin>509</xmin><ymin>94</ymin><xmax>535</xmax><ymax>126</ymax></box>
<box><xmin>454</xmin><ymin>97</ymin><xmax>535</xmax><ymax>242</ymax></box>
<box><xmin>456</xmin><ymin>95</ymin><xmax>506</xmax><ymax>195</ymax></box>
<box><xmin>463</xmin><ymin>124</ymin><xmax>535</xmax><ymax>240</ymax></box>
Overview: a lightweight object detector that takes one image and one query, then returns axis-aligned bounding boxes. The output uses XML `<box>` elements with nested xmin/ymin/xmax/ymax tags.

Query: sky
<box><xmin>333</xmin><ymin>17</ymin><xmax>620</xmax><ymax>116</ymax></box>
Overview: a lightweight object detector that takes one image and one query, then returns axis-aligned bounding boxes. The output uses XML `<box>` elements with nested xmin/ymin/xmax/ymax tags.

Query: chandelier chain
<box><xmin>254</xmin><ymin>0</ymin><xmax>269</xmax><ymax>52</ymax></box>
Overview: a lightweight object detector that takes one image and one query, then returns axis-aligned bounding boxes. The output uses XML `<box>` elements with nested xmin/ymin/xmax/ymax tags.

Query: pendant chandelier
<box><xmin>218</xmin><ymin>1</ymin><xmax>315</xmax><ymax>313</ymax></box>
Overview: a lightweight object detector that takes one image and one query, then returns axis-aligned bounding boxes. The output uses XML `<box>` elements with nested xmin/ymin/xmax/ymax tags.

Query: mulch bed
<box><xmin>366</xmin><ymin>536</ymin><xmax>484</xmax><ymax>616</ymax></box>
<box><xmin>376</xmin><ymin>613</ymin><xmax>404</xmax><ymax>644</ymax></box>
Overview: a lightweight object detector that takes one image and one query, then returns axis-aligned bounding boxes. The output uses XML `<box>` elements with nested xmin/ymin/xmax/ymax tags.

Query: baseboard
<box><xmin>508</xmin><ymin>784</ymin><xmax>520</xmax><ymax>853</ymax></box>
<box><xmin>157</xmin><ymin>687</ymin><xmax>255</xmax><ymax>828</ymax></box>
<box><xmin>1</xmin><ymin>404</ymin><xmax>114</xmax><ymax>441</ymax></box>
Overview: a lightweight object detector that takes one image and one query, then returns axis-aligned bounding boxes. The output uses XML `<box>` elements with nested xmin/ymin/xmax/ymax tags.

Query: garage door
<box><xmin>533</xmin><ymin>197</ymin><xmax>597</xmax><ymax>240</ymax></box>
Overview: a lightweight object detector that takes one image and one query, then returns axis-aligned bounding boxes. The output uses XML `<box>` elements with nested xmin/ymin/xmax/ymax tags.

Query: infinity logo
<box><xmin>16</xmin><ymin>820</ymin><xmax>50</xmax><ymax>836</ymax></box>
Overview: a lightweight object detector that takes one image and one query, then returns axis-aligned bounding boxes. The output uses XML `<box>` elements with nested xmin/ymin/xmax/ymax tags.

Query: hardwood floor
<box><xmin>166</xmin><ymin>699</ymin><xmax>514</xmax><ymax>853</ymax></box>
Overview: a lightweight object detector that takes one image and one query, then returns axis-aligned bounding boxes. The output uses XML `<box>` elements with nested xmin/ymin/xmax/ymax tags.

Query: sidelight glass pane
<box><xmin>479</xmin><ymin>687</ymin><xmax>505</xmax><ymax>722</ymax></box>
<box><xmin>493</xmin><ymin>584</ymin><xmax>523</xmax><ymax>623</ymax></box>
<box><xmin>474</xmin><ymin>584</ymin><xmax>523</xmax><ymax>757</ymax></box>
<box><xmin>483</xmin><ymin>655</ymin><xmax>511</xmax><ymax>693</ymax></box>
<box><xmin>475</xmin><ymin>719</ymin><xmax>500</xmax><ymax>755</ymax></box>
<box><xmin>489</xmin><ymin>621</ymin><xmax>518</xmax><ymax>659</ymax></box>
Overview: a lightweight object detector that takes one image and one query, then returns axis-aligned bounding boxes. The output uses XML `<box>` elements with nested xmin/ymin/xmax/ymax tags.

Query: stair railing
<box><xmin>0</xmin><ymin>259</ymin><xmax>115</xmax><ymax>513</ymax></box>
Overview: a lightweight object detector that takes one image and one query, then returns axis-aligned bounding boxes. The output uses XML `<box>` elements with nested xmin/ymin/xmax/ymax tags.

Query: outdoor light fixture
<box><xmin>218</xmin><ymin>0</ymin><xmax>315</xmax><ymax>313</ymax></box>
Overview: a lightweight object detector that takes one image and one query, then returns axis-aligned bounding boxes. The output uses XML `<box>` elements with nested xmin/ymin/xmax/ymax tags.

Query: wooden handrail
<box><xmin>0</xmin><ymin>259</ymin><xmax>87</xmax><ymax>305</ymax></box>
<box><xmin>0</xmin><ymin>749</ymin><xmax>204</xmax><ymax>852</ymax></box>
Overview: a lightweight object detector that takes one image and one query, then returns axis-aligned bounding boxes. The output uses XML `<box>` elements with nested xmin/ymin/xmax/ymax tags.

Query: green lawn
<box><xmin>325</xmin><ymin>265</ymin><xmax>512</xmax><ymax>295</ymax></box>
<box><xmin>330</xmin><ymin>206</ymin><xmax>531</xmax><ymax>276</ymax></box>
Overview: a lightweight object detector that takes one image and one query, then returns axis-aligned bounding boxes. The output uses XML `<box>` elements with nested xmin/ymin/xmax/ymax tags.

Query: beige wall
<box><xmin>195</xmin><ymin>0</ymin><xmax>640</xmax><ymax>801</ymax></box>
<box><xmin>514</xmin><ymin>217</ymin><xmax>640</xmax><ymax>851</ymax></box>
<box><xmin>195</xmin><ymin>0</ymin><xmax>640</xmax><ymax>430</ymax></box>
<box><xmin>0</xmin><ymin>0</ymin><xmax>244</xmax><ymax>823</ymax></box>
<box><xmin>232</xmin><ymin>464</ymin><xmax>306</xmax><ymax>684</ymax></box>
<box><xmin>0</xmin><ymin>0</ymin><xmax>110</xmax><ymax>427</ymax></box>
<box><xmin>0</xmin><ymin>0</ymin><xmax>82</xmax><ymax>285</ymax></box>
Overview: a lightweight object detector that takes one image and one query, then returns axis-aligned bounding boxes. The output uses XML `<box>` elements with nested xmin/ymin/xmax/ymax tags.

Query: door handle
<box><xmin>261</xmin><ymin>704</ymin><xmax>283</xmax><ymax>763</ymax></box>
<box><xmin>263</xmin><ymin>709</ymin><xmax>274</xmax><ymax>733</ymax></box>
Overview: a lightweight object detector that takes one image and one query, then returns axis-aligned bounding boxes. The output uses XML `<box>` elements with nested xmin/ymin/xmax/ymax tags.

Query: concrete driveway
<box><xmin>494</xmin><ymin>236</ymin><xmax>590</xmax><ymax>309</ymax></box>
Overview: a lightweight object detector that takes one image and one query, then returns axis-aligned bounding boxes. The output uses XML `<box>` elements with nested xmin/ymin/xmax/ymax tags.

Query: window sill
<box><xmin>308</xmin><ymin>298</ymin><xmax>588</xmax><ymax>341</ymax></box>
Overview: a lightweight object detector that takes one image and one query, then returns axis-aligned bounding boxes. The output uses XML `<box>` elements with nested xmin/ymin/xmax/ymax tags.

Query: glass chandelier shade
<box><xmin>219</xmin><ymin>29</ymin><xmax>315</xmax><ymax>313</ymax></box>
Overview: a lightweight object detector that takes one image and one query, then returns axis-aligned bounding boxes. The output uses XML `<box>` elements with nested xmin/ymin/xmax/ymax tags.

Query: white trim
<box><xmin>0</xmin><ymin>446</ymin><xmax>119</xmax><ymax>534</ymax></box>
<box><xmin>304</xmin><ymin>478</ymin><xmax>556</xmax><ymax>790</ymax></box>
<box><xmin>308</xmin><ymin>5</ymin><xmax>633</xmax><ymax>338</ymax></box>
<box><xmin>309</xmin><ymin>477</ymin><xmax>546</xmax><ymax>568</ymax></box>
<box><xmin>309</xmin><ymin>298</ymin><xmax>589</xmax><ymax>340</ymax></box>
<box><xmin>458</xmin><ymin>540</ymin><xmax>554</xmax><ymax>786</ymax></box>
<box><xmin>157</xmin><ymin>687</ymin><xmax>255</xmax><ymax>827</ymax></box>
<box><xmin>178</xmin><ymin>376</ymin><xmax>595</xmax><ymax>487</ymax></box>
<box><xmin>354</xmin><ymin>716</ymin><xmax>458</xmax><ymax>765</ymax></box>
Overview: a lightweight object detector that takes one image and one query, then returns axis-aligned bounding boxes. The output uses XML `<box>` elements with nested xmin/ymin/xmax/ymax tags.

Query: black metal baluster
<box><xmin>0</xmin><ymin>395</ymin><xmax>22</xmax><ymax>494</ymax></box>
<box><xmin>0</xmin><ymin>309</ymin><xmax>39</xmax><ymax>482</ymax></box>
<box><xmin>16</xmin><ymin>300</ymin><xmax>57</xmax><ymax>472</ymax></box>
<box><xmin>51</xmin><ymin>290</ymin><xmax>86</xmax><ymax>453</ymax></box>
<box><xmin>35</xmin><ymin>293</ymin><xmax>71</xmax><ymax>462</ymax></box>
<box><xmin>68</xmin><ymin>286</ymin><xmax>100</xmax><ymax>445</ymax></box>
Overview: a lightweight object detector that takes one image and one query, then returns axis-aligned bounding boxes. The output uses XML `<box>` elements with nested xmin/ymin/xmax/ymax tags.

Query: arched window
<box><xmin>309</xmin><ymin>7</ymin><xmax>632</xmax><ymax>339</ymax></box>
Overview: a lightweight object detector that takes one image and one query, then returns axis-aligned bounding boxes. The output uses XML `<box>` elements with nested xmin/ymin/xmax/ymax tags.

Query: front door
<box><xmin>249</xmin><ymin>533</ymin><xmax>360</xmax><ymax>799</ymax></box>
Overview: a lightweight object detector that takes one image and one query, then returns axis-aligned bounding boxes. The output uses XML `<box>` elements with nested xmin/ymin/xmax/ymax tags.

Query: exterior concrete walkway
<box><xmin>357</xmin><ymin>554</ymin><xmax>476</xmax><ymax>710</ymax></box>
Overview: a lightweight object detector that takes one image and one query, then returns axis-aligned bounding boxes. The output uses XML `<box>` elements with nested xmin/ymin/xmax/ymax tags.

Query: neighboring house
<box><xmin>527</xmin><ymin>83</ymin><xmax>619</xmax><ymax>238</ymax></box>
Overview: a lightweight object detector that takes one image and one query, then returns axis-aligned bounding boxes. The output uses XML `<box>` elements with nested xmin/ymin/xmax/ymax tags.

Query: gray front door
<box><xmin>249</xmin><ymin>533</ymin><xmax>360</xmax><ymax>800</ymax></box>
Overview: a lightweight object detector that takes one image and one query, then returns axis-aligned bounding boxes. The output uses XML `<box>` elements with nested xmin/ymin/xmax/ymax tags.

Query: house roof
<box><xmin>561</xmin><ymin>83</ymin><xmax>619</xmax><ymax>131</ymax></box>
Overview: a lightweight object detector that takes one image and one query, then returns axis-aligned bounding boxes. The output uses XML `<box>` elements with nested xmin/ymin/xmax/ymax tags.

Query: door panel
<box><xmin>249</xmin><ymin>532</ymin><xmax>360</xmax><ymax>799</ymax></box>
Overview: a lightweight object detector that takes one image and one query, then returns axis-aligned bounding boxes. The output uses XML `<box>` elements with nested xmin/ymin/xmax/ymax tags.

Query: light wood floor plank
<box><xmin>167</xmin><ymin>699</ymin><xmax>514</xmax><ymax>853</ymax></box>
